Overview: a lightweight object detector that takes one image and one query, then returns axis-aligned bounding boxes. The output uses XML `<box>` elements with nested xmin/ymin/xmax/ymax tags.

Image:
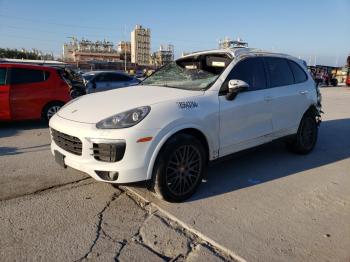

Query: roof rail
<box><xmin>0</xmin><ymin>58</ymin><xmax>67</xmax><ymax>67</ymax></box>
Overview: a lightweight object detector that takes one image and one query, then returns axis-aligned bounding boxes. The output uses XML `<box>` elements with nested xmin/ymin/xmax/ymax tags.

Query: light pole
<box><xmin>124</xmin><ymin>25</ymin><xmax>127</xmax><ymax>73</ymax></box>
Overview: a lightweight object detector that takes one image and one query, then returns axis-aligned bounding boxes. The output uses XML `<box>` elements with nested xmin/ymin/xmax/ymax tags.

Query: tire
<box><xmin>151</xmin><ymin>134</ymin><xmax>206</xmax><ymax>202</ymax></box>
<box><xmin>331</xmin><ymin>79</ymin><xmax>338</xmax><ymax>87</ymax></box>
<box><xmin>42</xmin><ymin>102</ymin><xmax>64</xmax><ymax>122</ymax></box>
<box><xmin>286</xmin><ymin>112</ymin><xmax>318</xmax><ymax>154</ymax></box>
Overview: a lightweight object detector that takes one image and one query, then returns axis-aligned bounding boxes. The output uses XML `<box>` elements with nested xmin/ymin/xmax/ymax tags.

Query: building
<box><xmin>117</xmin><ymin>41</ymin><xmax>131</xmax><ymax>62</ymax></box>
<box><xmin>218</xmin><ymin>37</ymin><xmax>232</xmax><ymax>49</ymax></box>
<box><xmin>219</xmin><ymin>37</ymin><xmax>248</xmax><ymax>49</ymax></box>
<box><xmin>62</xmin><ymin>37</ymin><xmax>120</xmax><ymax>63</ymax></box>
<box><xmin>150</xmin><ymin>45</ymin><xmax>174</xmax><ymax>67</ymax></box>
<box><xmin>131</xmin><ymin>25</ymin><xmax>151</xmax><ymax>65</ymax></box>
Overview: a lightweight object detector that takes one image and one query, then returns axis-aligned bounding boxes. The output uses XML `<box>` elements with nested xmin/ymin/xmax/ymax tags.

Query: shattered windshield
<box><xmin>142</xmin><ymin>54</ymin><xmax>231</xmax><ymax>90</ymax></box>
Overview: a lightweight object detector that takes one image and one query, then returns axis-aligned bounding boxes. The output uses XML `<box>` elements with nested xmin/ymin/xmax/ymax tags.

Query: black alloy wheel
<box><xmin>299</xmin><ymin>116</ymin><xmax>317</xmax><ymax>150</ymax></box>
<box><xmin>151</xmin><ymin>134</ymin><xmax>206</xmax><ymax>202</ymax></box>
<box><xmin>165</xmin><ymin>145</ymin><xmax>202</xmax><ymax>197</ymax></box>
<box><xmin>287</xmin><ymin>113</ymin><xmax>318</xmax><ymax>154</ymax></box>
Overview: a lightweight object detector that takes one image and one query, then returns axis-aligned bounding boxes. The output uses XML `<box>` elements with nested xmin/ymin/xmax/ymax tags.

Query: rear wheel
<box><xmin>42</xmin><ymin>102</ymin><xmax>64</xmax><ymax>122</ymax></box>
<box><xmin>286</xmin><ymin>112</ymin><xmax>318</xmax><ymax>154</ymax></box>
<box><xmin>151</xmin><ymin>134</ymin><xmax>206</xmax><ymax>202</ymax></box>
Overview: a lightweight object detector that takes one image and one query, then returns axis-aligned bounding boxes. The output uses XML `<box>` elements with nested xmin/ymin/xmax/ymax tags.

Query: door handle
<box><xmin>300</xmin><ymin>90</ymin><xmax>309</xmax><ymax>95</ymax></box>
<box><xmin>264</xmin><ymin>96</ymin><xmax>273</xmax><ymax>101</ymax></box>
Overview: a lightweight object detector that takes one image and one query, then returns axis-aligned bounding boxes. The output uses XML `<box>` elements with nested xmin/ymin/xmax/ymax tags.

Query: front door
<box><xmin>0</xmin><ymin>67</ymin><xmax>10</xmax><ymax>120</ymax></box>
<box><xmin>219</xmin><ymin>57</ymin><xmax>273</xmax><ymax>156</ymax></box>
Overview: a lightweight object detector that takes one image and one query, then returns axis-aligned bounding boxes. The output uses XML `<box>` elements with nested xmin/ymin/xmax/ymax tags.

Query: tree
<box><xmin>0</xmin><ymin>48</ymin><xmax>54</xmax><ymax>60</ymax></box>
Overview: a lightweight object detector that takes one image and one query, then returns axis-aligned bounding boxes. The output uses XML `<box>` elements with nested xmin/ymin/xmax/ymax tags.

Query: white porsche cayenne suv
<box><xmin>49</xmin><ymin>48</ymin><xmax>321</xmax><ymax>202</ymax></box>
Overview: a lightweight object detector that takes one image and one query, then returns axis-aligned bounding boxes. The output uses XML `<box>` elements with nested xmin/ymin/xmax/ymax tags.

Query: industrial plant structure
<box><xmin>150</xmin><ymin>45</ymin><xmax>174</xmax><ymax>67</ymax></box>
<box><xmin>61</xmin><ymin>25</ymin><xmax>173</xmax><ymax>71</ymax></box>
<box><xmin>63</xmin><ymin>37</ymin><xmax>120</xmax><ymax>63</ymax></box>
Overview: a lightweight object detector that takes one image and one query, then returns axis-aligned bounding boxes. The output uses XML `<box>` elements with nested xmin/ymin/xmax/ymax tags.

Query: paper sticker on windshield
<box><xmin>177</xmin><ymin>101</ymin><xmax>199</xmax><ymax>110</ymax></box>
<box><xmin>212</xmin><ymin>61</ymin><xmax>225</xmax><ymax>67</ymax></box>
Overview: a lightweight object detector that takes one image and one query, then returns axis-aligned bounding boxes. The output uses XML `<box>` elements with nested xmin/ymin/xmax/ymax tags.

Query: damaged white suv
<box><xmin>49</xmin><ymin>48</ymin><xmax>321</xmax><ymax>202</ymax></box>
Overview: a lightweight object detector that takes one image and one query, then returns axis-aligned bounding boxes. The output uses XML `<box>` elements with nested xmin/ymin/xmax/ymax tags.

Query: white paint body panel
<box><xmin>268</xmin><ymin>79</ymin><xmax>316</xmax><ymax>138</ymax></box>
<box><xmin>219</xmin><ymin>88</ymin><xmax>273</xmax><ymax>156</ymax></box>
<box><xmin>49</xmin><ymin>48</ymin><xmax>318</xmax><ymax>184</ymax></box>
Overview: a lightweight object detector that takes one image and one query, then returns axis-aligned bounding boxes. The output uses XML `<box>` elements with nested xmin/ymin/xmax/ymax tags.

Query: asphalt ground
<box><xmin>130</xmin><ymin>87</ymin><xmax>350</xmax><ymax>262</ymax></box>
<box><xmin>0</xmin><ymin>87</ymin><xmax>349</xmax><ymax>261</ymax></box>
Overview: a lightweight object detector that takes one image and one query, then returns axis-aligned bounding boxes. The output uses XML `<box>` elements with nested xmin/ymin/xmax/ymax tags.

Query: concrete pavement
<box><xmin>1</xmin><ymin>87</ymin><xmax>349</xmax><ymax>261</ymax></box>
<box><xmin>0</xmin><ymin>124</ymin><xmax>232</xmax><ymax>261</ymax></box>
<box><xmin>130</xmin><ymin>87</ymin><xmax>350</xmax><ymax>262</ymax></box>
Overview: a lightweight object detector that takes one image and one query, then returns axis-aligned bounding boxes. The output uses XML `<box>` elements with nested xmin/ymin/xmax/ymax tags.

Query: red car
<box><xmin>0</xmin><ymin>63</ymin><xmax>72</xmax><ymax>122</ymax></box>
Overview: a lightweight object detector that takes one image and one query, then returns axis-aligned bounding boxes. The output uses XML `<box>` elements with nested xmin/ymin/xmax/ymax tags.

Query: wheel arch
<box><xmin>41</xmin><ymin>100</ymin><xmax>66</xmax><ymax>118</ymax></box>
<box><xmin>306</xmin><ymin>104</ymin><xmax>321</xmax><ymax>116</ymax></box>
<box><xmin>146</xmin><ymin>125</ymin><xmax>211</xmax><ymax>180</ymax></box>
<box><xmin>297</xmin><ymin>103</ymin><xmax>321</xmax><ymax>128</ymax></box>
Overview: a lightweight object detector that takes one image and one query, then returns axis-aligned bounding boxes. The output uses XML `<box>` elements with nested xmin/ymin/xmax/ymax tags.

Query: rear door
<box><xmin>0</xmin><ymin>67</ymin><xmax>11</xmax><ymax>120</ymax></box>
<box><xmin>9</xmin><ymin>67</ymin><xmax>48</xmax><ymax>120</ymax></box>
<box><xmin>265</xmin><ymin>57</ymin><xmax>310</xmax><ymax>137</ymax></box>
<box><xmin>219</xmin><ymin>57</ymin><xmax>273</xmax><ymax>156</ymax></box>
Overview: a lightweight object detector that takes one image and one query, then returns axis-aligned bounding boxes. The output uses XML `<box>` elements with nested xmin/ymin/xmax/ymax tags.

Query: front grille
<box><xmin>51</xmin><ymin>129</ymin><xmax>82</xmax><ymax>156</ymax></box>
<box><xmin>92</xmin><ymin>142</ymin><xmax>126</xmax><ymax>162</ymax></box>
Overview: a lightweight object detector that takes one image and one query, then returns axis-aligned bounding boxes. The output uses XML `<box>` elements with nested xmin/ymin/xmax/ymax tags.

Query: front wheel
<box><xmin>286</xmin><ymin>112</ymin><xmax>318</xmax><ymax>154</ymax></box>
<box><xmin>151</xmin><ymin>134</ymin><xmax>206</xmax><ymax>202</ymax></box>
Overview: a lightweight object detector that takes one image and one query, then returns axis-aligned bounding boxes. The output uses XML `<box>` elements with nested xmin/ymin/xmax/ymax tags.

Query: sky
<box><xmin>0</xmin><ymin>0</ymin><xmax>349</xmax><ymax>66</ymax></box>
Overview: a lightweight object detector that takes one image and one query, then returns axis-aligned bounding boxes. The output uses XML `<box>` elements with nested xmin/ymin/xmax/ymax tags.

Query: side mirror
<box><xmin>226</xmin><ymin>79</ymin><xmax>249</xmax><ymax>101</ymax></box>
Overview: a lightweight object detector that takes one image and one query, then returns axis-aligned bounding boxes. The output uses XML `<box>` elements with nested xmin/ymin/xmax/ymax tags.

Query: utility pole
<box><xmin>124</xmin><ymin>25</ymin><xmax>127</xmax><ymax>73</ymax></box>
<box><xmin>335</xmin><ymin>54</ymin><xmax>339</xmax><ymax>67</ymax></box>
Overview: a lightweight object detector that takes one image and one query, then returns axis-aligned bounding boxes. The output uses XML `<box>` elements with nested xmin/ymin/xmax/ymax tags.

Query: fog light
<box><xmin>109</xmin><ymin>171</ymin><xmax>119</xmax><ymax>181</ymax></box>
<box><xmin>95</xmin><ymin>171</ymin><xmax>119</xmax><ymax>181</ymax></box>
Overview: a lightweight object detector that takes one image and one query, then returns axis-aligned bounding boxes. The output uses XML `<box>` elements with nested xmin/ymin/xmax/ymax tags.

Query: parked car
<box><xmin>82</xmin><ymin>71</ymin><xmax>140</xmax><ymax>93</ymax></box>
<box><xmin>135</xmin><ymin>69</ymin><xmax>145</xmax><ymax>79</ymax></box>
<box><xmin>49</xmin><ymin>48</ymin><xmax>322</xmax><ymax>202</ymax></box>
<box><xmin>56</xmin><ymin>67</ymin><xmax>86</xmax><ymax>98</ymax></box>
<box><xmin>0</xmin><ymin>63</ymin><xmax>74</xmax><ymax>122</ymax></box>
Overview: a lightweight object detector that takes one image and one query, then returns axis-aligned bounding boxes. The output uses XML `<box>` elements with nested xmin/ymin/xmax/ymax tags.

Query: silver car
<box><xmin>83</xmin><ymin>71</ymin><xmax>140</xmax><ymax>93</ymax></box>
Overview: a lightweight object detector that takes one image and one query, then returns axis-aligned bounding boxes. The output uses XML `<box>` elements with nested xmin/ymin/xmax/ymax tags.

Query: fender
<box><xmin>295</xmin><ymin>103</ymin><xmax>322</xmax><ymax>129</ymax></box>
<box><xmin>145</xmin><ymin>123</ymin><xmax>216</xmax><ymax>180</ymax></box>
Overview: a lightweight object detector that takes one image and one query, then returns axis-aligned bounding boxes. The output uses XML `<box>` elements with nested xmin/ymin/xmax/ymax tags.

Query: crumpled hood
<box><xmin>57</xmin><ymin>85</ymin><xmax>204</xmax><ymax>124</ymax></box>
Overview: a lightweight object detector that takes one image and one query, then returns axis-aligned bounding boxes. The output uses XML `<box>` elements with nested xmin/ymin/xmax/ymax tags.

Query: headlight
<box><xmin>96</xmin><ymin>106</ymin><xmax>151</xmax><ymax>129</ymax></box>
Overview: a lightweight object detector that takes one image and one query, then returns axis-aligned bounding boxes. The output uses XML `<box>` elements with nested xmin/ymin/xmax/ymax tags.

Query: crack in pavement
<box><xmin>113</xmin><ymin>239</ymin><xmax>127</xmax><ymax>261</ymax></box>
<box><xmin>74</xmin><ymin>191</ymin><xmax>121</xmax><ymax>262</ymax></box>
<box><xmin>123</xmin><ymin>187</ymin><xmax>241</xmax><ymax>261</ymax></box>
<box><xmin>131</xmin><ymin>212</ymin><xmax>172</xmax><ymax>261</ymax></box>
<box><xmin>1</xmin><ymin>176</ymin><xmax>236</xmax><ymax>261</ymax></box>
<box><xmin>0</xmin><ymin>177</ymin><xmax>93</xmax><ymax>202</ymax></box>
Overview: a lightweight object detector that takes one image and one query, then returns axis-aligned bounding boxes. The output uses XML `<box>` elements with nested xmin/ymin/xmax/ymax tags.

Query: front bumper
<box><xmin>49</xmin><ymin>114</ymin><xmax>160</xmax><ymax>184</ymax></box>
